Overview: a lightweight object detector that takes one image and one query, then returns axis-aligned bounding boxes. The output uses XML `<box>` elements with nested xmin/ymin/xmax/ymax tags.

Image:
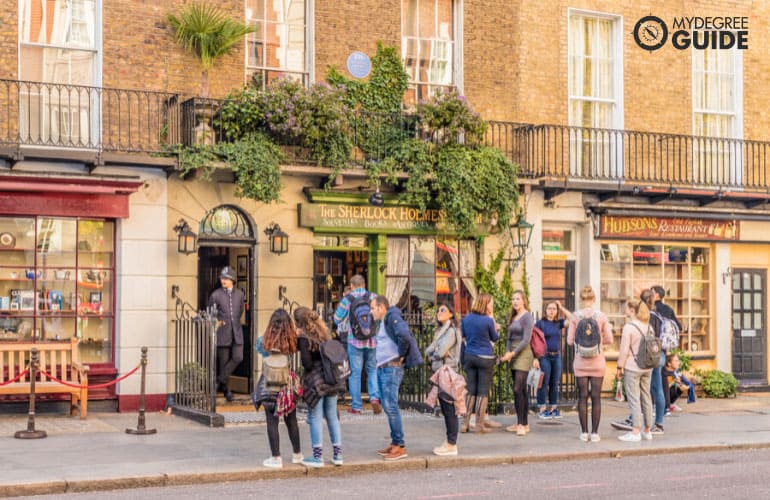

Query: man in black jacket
<box><xmin>208</xmin><ymin>266</ymin><xmax>245</xmax><ymax>402</ymax></box>
<box><xmin>651</xmin><ymin>285</ymin><xmax>682</xmax><ymax>330</ymax></box>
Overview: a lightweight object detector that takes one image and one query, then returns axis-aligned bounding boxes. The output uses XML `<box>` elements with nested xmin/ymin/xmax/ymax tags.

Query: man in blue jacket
<box><xmin>369</xmin><ymin>295</ymin><xmax>422</xmax><ymax>461</ymax></box>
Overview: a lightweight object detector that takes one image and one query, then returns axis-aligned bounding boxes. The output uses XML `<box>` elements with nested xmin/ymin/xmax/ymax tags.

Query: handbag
<box><xmin>530</xmin><ymin>326</ymin><xmax>547</xmax><ymax>358</ymax></box>
<box><xmin>526</xmin><ymin>366</ymin><xmax>544</xmax><ymax>389</ymax></box>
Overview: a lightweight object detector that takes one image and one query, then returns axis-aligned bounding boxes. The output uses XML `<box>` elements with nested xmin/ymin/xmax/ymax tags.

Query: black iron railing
<box><xmin>0</xmin><ymin>79</ymin><xmax>179</xmax><ymax>154</ymax></box>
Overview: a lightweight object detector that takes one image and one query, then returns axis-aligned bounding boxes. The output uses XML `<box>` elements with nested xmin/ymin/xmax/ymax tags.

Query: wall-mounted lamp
<box><xmin>722</xmin><ymin>266</ymin><xmax>733</xmax><ymax>285</ymax></box>
<box><xmin>503</xmin><ymin>215</ymin><xmax>534</xmax><ymax>271</ymax></box>
<box><xmin>173</xmin><ymin>219</ymin><xmax>197</xmax><ymax>255</ymax></box>
<box><xmin>264</xmin><ymin>223</ymin><xmax>289</xmax><ymax>255</ymax></box>
<box><xmin>368</xmin><ymin>188</ymin><xmax>384</xmax><ymax>207</ymax></box>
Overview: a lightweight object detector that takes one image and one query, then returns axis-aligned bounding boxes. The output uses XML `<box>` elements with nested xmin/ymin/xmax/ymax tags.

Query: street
<box><xmin>25</xmin><ymin>448</ymin><xmax>770</xmax><ymax>499</ymax></box>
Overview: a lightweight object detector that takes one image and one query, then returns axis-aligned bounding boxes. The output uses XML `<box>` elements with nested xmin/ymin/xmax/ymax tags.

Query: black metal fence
<box><xmin>400</xmin><ymin>312</ymin><xmax>577</xmax><ymax>415</ymax></box>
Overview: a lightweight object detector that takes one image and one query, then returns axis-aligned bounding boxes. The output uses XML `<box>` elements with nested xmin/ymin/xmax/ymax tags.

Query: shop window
<box><xmin>385</xmin><ymin>236</ymin><xmax>476</xmax><ymax>316</ymax></box>
<box><xmin>599</xmin><ymin>243</ymin><xmax>711</xmax><ymax>353</ymax></box>
<box><xmin>0</xmin><ymin>216</ymin><xmax>115</xmax><ymax>364</ymax></box>
<box><xmin>542</xmin><ymin>229</ymin><xmax>573</xmax><ymax>253</ymax></box>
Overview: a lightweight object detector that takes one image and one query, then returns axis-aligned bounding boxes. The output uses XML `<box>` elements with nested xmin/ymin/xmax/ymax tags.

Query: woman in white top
<box><xmin>616</xmin><ymin>299</ymin><xmax>654</xmax><ymax>442</ymax></box>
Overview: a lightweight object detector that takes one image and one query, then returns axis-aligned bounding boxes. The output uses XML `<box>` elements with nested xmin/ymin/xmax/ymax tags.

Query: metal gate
<box><xmin>170</xmin><ymin>285</ymin><xmax>224</xmax><ymax>427</ymax></box>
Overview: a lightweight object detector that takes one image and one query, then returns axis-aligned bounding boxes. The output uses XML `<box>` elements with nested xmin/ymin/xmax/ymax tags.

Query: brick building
<box><xmin>0</xmin><ymin>1</ymin><xmax>768</xmax><ymax>416</ymax></box>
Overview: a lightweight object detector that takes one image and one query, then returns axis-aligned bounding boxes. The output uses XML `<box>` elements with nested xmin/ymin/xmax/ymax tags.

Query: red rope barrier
<box><xmin>38</xmin><ymin>363</ymin><xmax>141</xmax><ymax>389</ymax></box>
<box><xmin>0</xmin><ymin>367</ymin><xmax>31</xmax><ymax>386</ymax></box>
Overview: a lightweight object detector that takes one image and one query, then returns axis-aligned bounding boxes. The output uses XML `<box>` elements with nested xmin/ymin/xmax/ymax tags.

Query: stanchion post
<box><xmin>15</xmin><ymin>348</ymin><xmax>47</xmax><ymax>439</ymax></box>
<box><xmin>126</xmin><ymin>346</ymin><xmax>157</xmax><ymax>435</ymax></box>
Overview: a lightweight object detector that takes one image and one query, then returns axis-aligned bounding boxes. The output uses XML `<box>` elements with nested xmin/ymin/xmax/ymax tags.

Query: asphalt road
<box><xmin>25</xmin><ymin>448</ymin><xmax>770</xmax><ymax>499</ymax></box>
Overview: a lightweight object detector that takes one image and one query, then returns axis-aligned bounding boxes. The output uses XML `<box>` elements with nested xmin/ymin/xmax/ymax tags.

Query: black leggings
<box><xmin>264</xmin><ymin>405</ymin><xmax>301</xmax><ymax>457</ymax></box>
<box><xmin>464</xmin><ymin>354</ymin><xmax>496</xmax><ymax>396</ymax></box>
<box><xmin>576</xmin><ymin>376</ymin><xmax>604</xmax><ymax>434</ymax></box>
<box><xmin>439</xmin><ymin>396</ymin><xmax>459</xmax><ymax>445</ymax></box>
<box><xmin>512</xmin><ymin>369</ymin><xmax>529</xmax><ymax>426</ymax></box>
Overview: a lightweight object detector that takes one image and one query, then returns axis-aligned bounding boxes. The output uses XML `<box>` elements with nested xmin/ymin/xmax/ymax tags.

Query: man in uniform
<box><xmin>208</xmin><ymin>266</ymin><xmax>244</xmax><ymax>402</ymax></box>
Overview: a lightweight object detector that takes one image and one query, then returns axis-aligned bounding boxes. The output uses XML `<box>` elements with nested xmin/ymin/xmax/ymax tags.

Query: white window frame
<box><xmin>244</xmin><ymin>0</ymin><xmax>312</xmax><ymax>88</ymax></box>
<box><xmin>691</xmin><ymin>45</ymin><xmax>743</xmax><ymax>186</ymax></box>
<box><xmin>567</xmin><ymin>8</ymin><xmax>624</xmax><ymax>178</ymax></box>
<box><xmin>401</xmin><ymin>0</ymin><xmax>463</xmax><ymax>103</ymax></box>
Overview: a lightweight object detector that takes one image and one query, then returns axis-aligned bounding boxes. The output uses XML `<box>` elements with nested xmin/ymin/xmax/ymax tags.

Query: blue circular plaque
<box><xmin>346</xmin><ymin>51</ymin><xmax>372</xmax><ymax>79</ymax></box>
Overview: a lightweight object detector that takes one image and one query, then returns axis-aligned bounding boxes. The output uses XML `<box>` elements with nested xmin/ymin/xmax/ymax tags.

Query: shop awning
<box><xmin>0</xmin><ymin>175</ymin><xmax>143</xmax><ymax>218</ymax></box>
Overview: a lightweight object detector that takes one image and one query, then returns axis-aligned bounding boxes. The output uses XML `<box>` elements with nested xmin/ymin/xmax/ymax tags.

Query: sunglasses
<box><xmin>437</xmin><ymin>308</ymin><xmax>450</xmax><ymax>313</ymax></box>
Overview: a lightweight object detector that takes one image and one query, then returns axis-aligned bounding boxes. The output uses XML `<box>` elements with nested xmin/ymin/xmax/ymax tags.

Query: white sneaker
<box><xmin>641</xmin><ymin>431</ymin><xmax>653</xmax><ymax>441</ymax></box>
<box><xmin>671</xmin><ymin>403</ymin><xmax>683</xmax><ymax>412</ymax></box>
<box><xmin>433</xmin><ymin>441</ymin><xmax>458</xmax><ymax>456</ymax></box>
<box><xmin>618</xmin><ymin>432</ymin><xmax>641</xmax><ymax>442</ymax></box>
<box><xmin>590</xmin><ymin>433</ymin><xmax>601</xmax><ymax>442</ymax></box>
<box><xmin>291</xmin><ymin>453</ymin><xmax>303</xmax><ymax>464</ymax></box>
<box><xmin>579</xmin><ymin>432</ymin><xmax>590</xmax><ymax>442</ymax></box>
<box><xmin>263</xmin><ymin>456</ymin><xmax>283</xmax><ymax>469</ymax></box>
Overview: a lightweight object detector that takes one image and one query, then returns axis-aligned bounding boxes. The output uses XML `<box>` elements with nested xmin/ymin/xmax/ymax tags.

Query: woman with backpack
<box><xmin>499</xmin><ymin>290</ymin><xmax>537</xmax><ymax>436</ymax></box>
<box><xmin>535</xmin><ymin>301</ymin><xmax>571</xmax><ymax>420</ymax></box>
<box><xmin>294</xmin><ymin>306</ymin><xmax>344</xmax><ymax>468</ymax></box>
<box><xmin>425</xmin><ymin>302</ymin><xmax>463</xmax><ymax>455</ymax></box>
<box><xmin>257</xmin><ymin>309</ymin><xmax>302</xmax><ymax>469</ymax></box>
<box><xmin>616</xmin><ymin>299</ymin><xmax>654</xmax><ymax>442</ymax></box>
<box><xmin>567</xmin><ymin>286</ymin><xmax>614</xmax><ymax>443</ymax></box>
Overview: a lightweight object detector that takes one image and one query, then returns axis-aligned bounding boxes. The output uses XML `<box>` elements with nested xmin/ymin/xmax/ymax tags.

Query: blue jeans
<box><xmin>377</xmin><ymin>365</ymin><xmax>405</xmax><ymax>446</ymax></box>
<box><xmin>347</xmin><ymin>343</ymin><xmax>380</xmax><ymax>411</ymax></box>
<box><xmin>681</xmin><ymin>374</ymin><xmax>697</xmax><ymax>404</ymax></box>
<box><xmin>536</xmin><ymin>354</ymin><xmax>562</xmax><ymax>407</ymax></box>
<box><xmin>307</xmin><ymin>395</ymin><xmax>341</xmax><ymax>448</ymax></box>
<box><xmin>650</xmin><ymin>351</ymin><xmax>666</xmax><ymax>426</ymax></box>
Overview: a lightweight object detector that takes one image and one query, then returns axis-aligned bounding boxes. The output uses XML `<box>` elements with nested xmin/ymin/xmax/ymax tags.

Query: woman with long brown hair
<box><xmin>294</xmin><ymin>306</ymin><xmax>343</xmax><ymax>467</ymax></box>
<box><xmin>616</xmin><ymin>299</ymin><xmax>654</xmax><ymax>442</ymax></box>
<box><xmin>259</xmin><ymin>308</ymin><xmax>301</xmax><ymax>469</ymax></box>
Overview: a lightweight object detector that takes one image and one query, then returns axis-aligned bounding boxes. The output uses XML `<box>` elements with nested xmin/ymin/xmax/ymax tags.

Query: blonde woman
<box><xmin>616</xmin><ymin>299</ymin><xmax>654</xmax><ymax>442</ymax></box>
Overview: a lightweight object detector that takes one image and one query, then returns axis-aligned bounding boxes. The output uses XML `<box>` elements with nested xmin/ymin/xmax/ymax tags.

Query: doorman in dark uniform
<box><xmin>208</xmin><ymin>266</ymin><xmax>244</xmax><ymax>402</ymax></box>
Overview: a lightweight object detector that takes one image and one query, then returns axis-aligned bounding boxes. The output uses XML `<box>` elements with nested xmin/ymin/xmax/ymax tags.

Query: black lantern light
<box><xmin>505</xmin><ymin>216</ymin><xmax>534</xmax><ymax>271</ymax></box>
<box><xmin>173</xmin><ymin>219</ymin><xmax>197</xmax><ymax>255</ymax></box>
<box><xmin>264</xmin><ymin>223</ymin><xmax>289</xmax><ymax>255</ymax></box>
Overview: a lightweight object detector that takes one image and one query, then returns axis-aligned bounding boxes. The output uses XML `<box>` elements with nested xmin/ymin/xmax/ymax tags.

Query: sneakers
<box><xmin>516</xmin><ymin>425</ymin><xmax>527</xmax><ymax>436</ymax></box>
<box><xmin>332</xmin><ymin>453</ymin><xmax>344</xmax><ymax>466</ymax></box>
<box><xmin>383</xmin><ymin>446</ymin><xmax>408</xmax><ymax>461</ymax></box>
<box><xmin>618</xmin><ymin>432</ymin><xmax>642</xmax><ymax>442</ymax></box>
<box><xmin>377</xmin><ymin>444</ymin><xmax>394</xmax><ymax>456</ymax></box>
<box><xmin>347</xmin><ymin>408</ymin><xmax>362</xmax><ymax>415</ymax></box>
<box><xmin>433</xmin><ymin>441</ymin><xmax>458</xmax><ymax>456</ymax></box>
<box><xmin>671</xmin><ymin>403</ymin><xmax>683</xmax><ymax>412</ymax></box>
<box><xmin>538</xmin><ymin>410</ymin><xmax>552</xmax><ymax>420</ymax></box>
<box><xmin>371</xmin><ymin>399</ymin><xmax>383</xmax><ymax>415</ymax></box>
<box><xmin>550</xmin><ymin>409</ymin><xmax>562</xmax><ymax>419</ymax></box>
<box><xmin>291</xmin><ymin>453</ymin><xmax>303</xmax><ymax>464</ymax></box>
<box><xmin>263</xmin><ymin>456</ymin><xmax>283</xmax><ymax>469</ymax></box>
<box><xmin>611</xmin><ymin>418</ymin><xmax>633</xmax><ymax>431</ymax></box>
<box><xmin>579</xmin><ymin>432</ymin><xmax>590</xmax><ymax>442</ymax></box>
<box><xmin>651</xmin><ymin>424</ymin><xmax>665</xmax><ymax>434</ymax></box>
<box><xmin>664</xmin><ymin>409</ymin><xmax>672</xmax><ymax>417</ymax></box>
<box><xmin>302</xmin><ymin>456</ymin><xmax>324</xmax><ymax>468</ymax></box>
<box><xmin>590</xmin><ymin>433</ymin><xmax>601</xmax><ymax>442</ymax></box>
<box><xmin>641</xmin><ymin>430</ymin><xmax>653</xmax><ymax>441</ymax></box>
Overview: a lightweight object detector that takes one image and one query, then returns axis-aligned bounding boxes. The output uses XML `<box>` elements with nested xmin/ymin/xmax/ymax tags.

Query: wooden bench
<box><xmin>0</xmin><ymin>338</ymin><xmax>89</xmax><ymax>419</ymax></box>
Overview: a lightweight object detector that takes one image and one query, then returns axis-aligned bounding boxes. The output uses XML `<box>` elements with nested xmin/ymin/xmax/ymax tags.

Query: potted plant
<box><xmin>167</xmin><ymin>2</ymin><xmax>254</xmax><ymax>143</ymax></box>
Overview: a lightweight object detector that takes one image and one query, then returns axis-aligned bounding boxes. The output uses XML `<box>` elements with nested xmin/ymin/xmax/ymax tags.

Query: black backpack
<box><xmin>574</xmin><ymin>311</ymin><xmax>602</xmax><ymax>357</ymax></box>
<box><xmin>319</xmin><ymin>339</ymin><xmax>351</xmax><ymax>386</ymax></box>
<box><xmin>631</xmin><ymin>323</ymin><xmax>663</xmax><ymax>370</ymax></box>
<box><xmin>347</xmin><ymin>292</ymin><xmax>374</xmax><ymax>341</ymax></box>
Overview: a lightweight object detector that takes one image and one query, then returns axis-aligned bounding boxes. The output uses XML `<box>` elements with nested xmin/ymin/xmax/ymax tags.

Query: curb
<box><xmin>3</xmin><ymin>441</ymin><xmax>770</xmax><ymax>498</ymax></box>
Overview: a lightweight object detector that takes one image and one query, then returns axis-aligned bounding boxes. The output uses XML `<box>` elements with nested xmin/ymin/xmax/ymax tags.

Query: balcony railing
<box><xmin>0</xmin><ymin>79</ymin><xmax>179</xmax><ymax>156</ymax></box>
<box><xmin>486</xmin><ymin>122</ymin><xmax>770</xmax><ymax>191</ymax></box>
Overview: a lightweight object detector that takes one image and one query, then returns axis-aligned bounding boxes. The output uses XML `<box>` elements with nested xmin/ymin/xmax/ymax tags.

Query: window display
<box><xmin>0</xmin><ymin>216</ymin><xmax>115</xmax><ymax>364</ymax></box>
<box><xmin>600</xmin><ymin>242</ymin><xmax>711</xmax><ymax>353</ymax></box>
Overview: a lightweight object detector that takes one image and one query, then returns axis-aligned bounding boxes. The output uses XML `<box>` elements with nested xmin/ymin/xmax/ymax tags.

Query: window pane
<box><xmin>78</xmin><ymin>270</ymin><xmax>112</xmax><ymax>314</ymax></box>
<box><xmin>754</xmin><ymin>312</ymin><xmax>762</xmax><ymax>330</ymax></box>
<box><xmin>21</xmin><ymin>0</ymin><xmax>96</xmax><ymax>48</ymax></box>
<box><xmin>77</xmin><ymin>220</ymin><xmax>114</xmax><ymax>268</ymax></box>
<box><xmin>733</xmin><ymin>312</ymin><xmax>740</xmax><ymax>329</ymax></box>
<box><xmin>78</xmin><ymin>317</ymin><xmax>112</xmax><ymax>363</ymax></box>
<box><xmin>248</xmin><ymin>0</ymin><xmax>306</xmax><ymax>74</ymax></box>
<box><xmin>410</xmin><ymin>237</ymin><xmax>435</xmax><ymax>274</ymax></box>
<box><xmin>437</xmin><ymin>0</ymin><xmax>453</xmax><ymax>39</ymax></box>
<box><xmin>37</xmin><ymin>218</ymin><xmax>77</xmax><ymax>267</ymax></box>
<box><xmin>754</xmin><ymin>273</ymin><xmax>762</xmax><ymax>289</ymax></box>
<box><xmin>403</xmin><ymin>0</ymin><xmax>418</xmax><ymax>37</ymax></box>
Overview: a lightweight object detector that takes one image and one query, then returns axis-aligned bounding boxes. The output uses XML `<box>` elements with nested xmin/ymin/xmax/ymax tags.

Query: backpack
<box><xmin>631</xmin><ymin>323</ymin><xmax>663</xmax><ymax>370</ymax></box>
<box><xmin>530</xmin><ymin>326</ymin><xmax>547</xmax><ymax>358</ymax></box>
<box><xmin>347</xmin><ymin>292</ymin><xmax>374</xmax><ymax>341</ymax></box>
<box><xmin>574</xmin><ymin>311</ymin><xmax>602</xmax><ymax>357</ymax></box>
<box><xmin>319</xmin><ymin>339</ymin><xmax>351</xmax><ymax>386</ymax></box>
<box><xmin>262</xmin><ymin>353</ymin><xmax>290</xmax><ymax>391</ymax></box>
<box><xmin>658</xmin><ymin>314</ymin><xmax>681</xmax><ymax>351</ymax></box>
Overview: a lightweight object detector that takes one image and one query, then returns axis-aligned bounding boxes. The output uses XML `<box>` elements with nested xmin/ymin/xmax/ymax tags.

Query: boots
<box><xmin>460</xmin><ymin>394</ymin><xmax>476</xmax><ymax>433</ymax></box>
<box><xmin>482</xmin><ymin>398</ymin><xmax>502</xmax><ymax>430</ymax></box>
<box><xmin>476</xmin><ymin>396</ymin><xmax>490</xmax><ymax>434</ymax></box>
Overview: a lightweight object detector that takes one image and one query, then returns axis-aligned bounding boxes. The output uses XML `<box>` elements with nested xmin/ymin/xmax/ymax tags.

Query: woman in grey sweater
<box><xmin>499</xmin><ymin>290</ymin><xmax>537</xmax><ymax>436</ymax></box>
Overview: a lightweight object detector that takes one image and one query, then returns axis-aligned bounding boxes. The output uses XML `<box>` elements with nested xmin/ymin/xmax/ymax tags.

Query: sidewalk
<box><xmin>1</xmin><ymin>394</ymin><xmax>769</xmax><ymax>497</ymax></box>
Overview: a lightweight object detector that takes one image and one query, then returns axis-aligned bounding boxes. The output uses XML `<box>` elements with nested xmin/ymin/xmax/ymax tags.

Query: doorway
<box><xmin>313</xmin><ymin>250</ymin><xmax>369</xmax><ymax>333</ymax></box>
<box><xmin>731</xmin><ymin>269</ymin><xmax>767</xmax><ymax>382</ymax></box>
<box><xmin>542</xmin><ymin>258</ymin><xmax>576</xmax><ymax>312</ymax></box>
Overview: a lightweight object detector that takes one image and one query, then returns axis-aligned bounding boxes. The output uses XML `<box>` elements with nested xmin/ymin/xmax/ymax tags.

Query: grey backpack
<box><xmin>631</xmin><ymin>323</ymin><xmax>662</xmax><ymax>370</ymax></box>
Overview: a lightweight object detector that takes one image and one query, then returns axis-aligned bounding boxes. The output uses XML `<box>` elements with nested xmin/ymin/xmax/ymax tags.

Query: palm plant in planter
<box><xmin>167</xmin><ymin>2</ymin><xmax>254</xmax><ymax>143</ymax></box>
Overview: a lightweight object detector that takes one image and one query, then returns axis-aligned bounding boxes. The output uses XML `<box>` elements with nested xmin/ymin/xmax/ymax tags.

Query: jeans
<box><xmin>438</xmin><ymin>396</ymin><xmax>458</xmax><ymax>445</ymax></box>
<box><xmin>307</xmin><ymin>395</ymin><xmax>341</xmax><ymax>448</ymax></box>
<box><xmin>347</xmin><ymin>343</ymin><xmax>380</xmax><ymax>411</ymax></box>
<box><xmin>536</xmin><ymin>354</ymin><xmax>562</xmax><ymax>407</ymax></box>
<box><xmin>624</xmin><ymin>369</ymin><xmax>653</xmax><ymax>431</ymax></box>
<box><xmin>650</xmin><ymin>351</ymin><xmax>666</xmax><ymax>425</ymax></box>
<box><xmin>377</xmin><ymin>365</ymin><xmax>405</xmax><ymax>446</ymax></box>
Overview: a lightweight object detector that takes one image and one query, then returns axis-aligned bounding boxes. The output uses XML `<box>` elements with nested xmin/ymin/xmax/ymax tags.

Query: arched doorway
<box><xmin>197</xmin><ymin>205</ymin><xmax>257</xmax><ymax>396</ymax></box>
